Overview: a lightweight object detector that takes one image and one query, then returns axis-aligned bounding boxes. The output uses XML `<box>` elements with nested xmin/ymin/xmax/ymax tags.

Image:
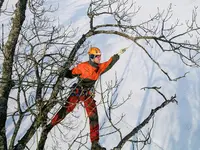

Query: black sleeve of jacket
<box><xmin>64</xmin><ymin>69</ymin><xmax>75</xmax><ymax>78</ymax></box>
<box><xmin>101</xmin><ymin>54</ymin><xmax>120</xmax><ymax>75</ymax></box>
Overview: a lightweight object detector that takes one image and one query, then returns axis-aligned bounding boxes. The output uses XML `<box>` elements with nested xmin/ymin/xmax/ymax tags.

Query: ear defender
<box><xmin>89</xmin><ymin>54</ymin><xmax>95</xmax><ymax>59</ymax></box>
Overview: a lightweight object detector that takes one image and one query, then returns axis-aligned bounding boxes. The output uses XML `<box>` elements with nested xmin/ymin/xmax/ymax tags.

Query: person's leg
<box><xmin>51</xmin><ymin>96</ymin><xmax>79</xmax><ymax>126</ymax></box>
<box><xmin>83</xmin><ymin>97</ymin><xmax>99</xmax><ymax>142</ymax></box>
<box><xmin>38</xmin><ymin>96</ymin><xmax>79</xmax><ymax>150</ymax></box>
<box><xmin>83</xmin><ymin>96</ymin><xmax>106</xmax><ymax>150</ymax></box>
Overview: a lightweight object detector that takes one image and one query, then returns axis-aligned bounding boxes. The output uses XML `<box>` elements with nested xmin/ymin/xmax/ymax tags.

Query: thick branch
<box><xmin>0</xmin><ymin>0</ymin><xmax>4</xmax><ymax>10</ymax></box>
<box><xmin>114</xmin><ymin>95</ymin><xmax>177</xmax><ymax>149</ymax></box>
<box><xmin>0</xmin><ymin>0</ymin><xmax>28</xmax><ymax>149</ymax></box>
<box><xmin>13</xmin><ymin>30</ymin><xmax>96</xmax><ymax>149</ymax></box>
<box><xmin>93</xmin><ymin>30</ymin><xmax>190</xmax><ymax>81</ymax></box>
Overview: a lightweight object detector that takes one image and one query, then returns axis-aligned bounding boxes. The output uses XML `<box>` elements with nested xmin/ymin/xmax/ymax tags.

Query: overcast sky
<box><xmin>1</xmin><ymin>0</ymin><xmax>200</xmax><ymax>150</ymax></box>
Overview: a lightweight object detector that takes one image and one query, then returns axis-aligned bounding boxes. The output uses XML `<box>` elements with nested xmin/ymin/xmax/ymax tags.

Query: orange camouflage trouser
<box><xmin>51</xmin><ymin>88</ymin><xmax>99</xmax><ymax>142</ymax></box>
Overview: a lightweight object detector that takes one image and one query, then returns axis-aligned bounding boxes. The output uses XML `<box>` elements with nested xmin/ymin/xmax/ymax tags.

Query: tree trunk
<box><xmin>13</xmin><ymin>32</ymin><xmax>89</xmax><ymax>150</ymax></box>
<box><xmin>0</xmin><ymin>0</ymin><xmax>27</xmax><ymax>149</ymax></box>
<box><xmin>0</xmin><ymin>0</ymin><xmax>4</xmax><ymax>10</ymax></box>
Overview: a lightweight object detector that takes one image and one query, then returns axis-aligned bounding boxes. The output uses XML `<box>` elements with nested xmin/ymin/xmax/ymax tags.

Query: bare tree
<box><xmin>0</xmin><ymin>0</ymin><xmax>4</xmax><ymax>10</ymax></box>
<box><xmin>0</xmin><ymin>0</ymin><xmax>200</xmax><ymax>150</ymax></box>
<box><xmin>0</xmin><ymin>0</ymin><xmax>28</xmax><ymax>150</ymax></box>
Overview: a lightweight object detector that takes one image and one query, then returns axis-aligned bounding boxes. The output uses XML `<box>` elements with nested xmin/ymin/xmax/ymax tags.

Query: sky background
<box><xmin>1</xmin><ymin>0</ymin><xmax>200</xmax><ymax>150</ymax></box>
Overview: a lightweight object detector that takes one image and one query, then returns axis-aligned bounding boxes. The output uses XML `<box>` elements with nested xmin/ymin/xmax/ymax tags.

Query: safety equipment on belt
<box><xmin>70</xmin><ymin>83</ymin><xmax>95</xmax><ymax>98</ymax></box>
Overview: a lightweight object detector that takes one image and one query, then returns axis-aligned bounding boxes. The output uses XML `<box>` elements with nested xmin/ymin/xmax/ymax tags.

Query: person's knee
<box><xmin>66</xmin><ymin>96</ymin><xmax>78</xmax><ymax>112</ymax></box>
<box><xmin>89</xmin><ymin>114</ymin><xmax>98</xmax><ymax>124</ymax></box>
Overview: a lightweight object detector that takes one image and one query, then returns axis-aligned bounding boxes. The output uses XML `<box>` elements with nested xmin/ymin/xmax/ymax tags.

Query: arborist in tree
<box><xmin>47</xmin><ymin>47</ymin><xmax>127</xmax><ymax>150</ymax></box>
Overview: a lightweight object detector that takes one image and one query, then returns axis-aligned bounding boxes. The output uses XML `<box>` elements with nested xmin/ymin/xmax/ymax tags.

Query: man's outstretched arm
<box><xmin>100</xmin><ymin>48</ymin><xmax>127</xmax><ymax>74</ymax></box>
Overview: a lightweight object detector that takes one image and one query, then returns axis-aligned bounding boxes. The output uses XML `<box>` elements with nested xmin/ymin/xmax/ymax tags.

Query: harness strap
<box><xmin>70</xmin><ymin>83</ymin><xmax>95</xmax><ymax>97</ymax></box>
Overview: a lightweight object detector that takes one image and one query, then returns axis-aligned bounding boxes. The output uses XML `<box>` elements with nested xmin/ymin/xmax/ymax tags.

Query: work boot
<box><xmin>91</xmin><ymin>141</ymin><xmax>106</xmax><ymax>150</ymax></box>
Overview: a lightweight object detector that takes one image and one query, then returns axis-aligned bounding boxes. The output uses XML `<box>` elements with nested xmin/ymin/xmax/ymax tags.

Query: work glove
<box><xmin>117</xmin><ymin>47</ymin><xmax>128</xmax><ymax>55</ymax></box>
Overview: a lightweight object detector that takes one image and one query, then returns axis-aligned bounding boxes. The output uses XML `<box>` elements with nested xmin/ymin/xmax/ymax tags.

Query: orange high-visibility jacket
<box><xmin>65</xmin><ymin>54</ymin><xmax>119</xmax><ymax>88</ymax></box>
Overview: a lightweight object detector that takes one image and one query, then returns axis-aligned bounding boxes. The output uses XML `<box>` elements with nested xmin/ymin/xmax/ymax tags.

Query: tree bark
<box><xmin>13</xmin><ymin>32</ymin><xmax>90</xmax><ymax>149</ymax></box>
<box><xmin>0</xmin><ymin>0</ymin><xmax>27</xmax><ymax>149</ymax></box>
<box><xmin>114</xmin><ymin>97</ymin><xmax>177</xmax><ymax>149</ymax></box>
<box><xmin>0</xmin><ymin>0</ymin><xmax>4</xmax><ymax>10</ymax></box>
